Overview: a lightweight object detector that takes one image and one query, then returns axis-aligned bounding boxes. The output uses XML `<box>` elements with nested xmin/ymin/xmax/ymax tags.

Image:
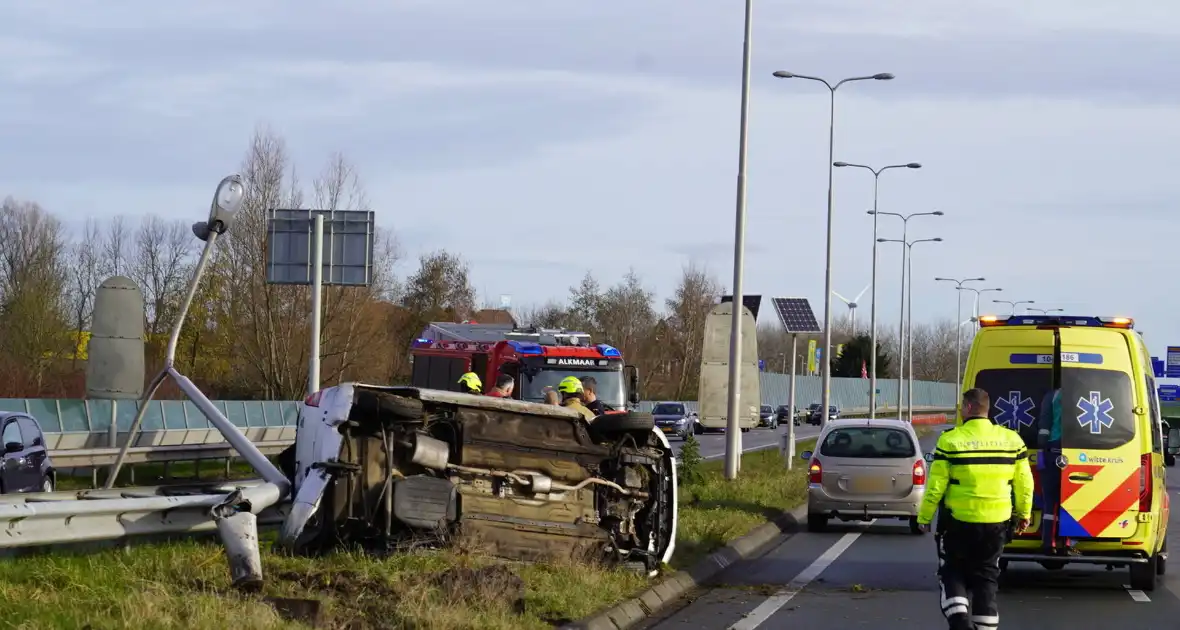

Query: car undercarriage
<box><xmin>279</xmin><ymin>385</ymin><xmax>677</xmax><ymax>573</ymax></box>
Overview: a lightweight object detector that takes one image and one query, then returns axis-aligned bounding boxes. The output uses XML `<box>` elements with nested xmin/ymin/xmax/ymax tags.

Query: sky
<box><xmin>2</xmin><ymin>1</ymin><xmax>1180</xmax><ymax>356</ymax></box>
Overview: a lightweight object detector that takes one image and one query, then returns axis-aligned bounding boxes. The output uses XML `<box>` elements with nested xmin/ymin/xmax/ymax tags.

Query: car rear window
<box><xmin>819</xmin><ymin>427</ymin><xmax>916</xmax><ymax>458</ymax></box>
<box><xmin>973</xmin><ymin>366</ymin><xmax>1135</xmax><ymax>450</ymax></box>
<box><xmin>761</xmin><ymin>406</ymin><xmax>772</xmax><ymax>413</ymax></box>
<box><xmin>652</xmin><ymin>404</ymin><xmax>685</xmax><ymax>415</ymax></box>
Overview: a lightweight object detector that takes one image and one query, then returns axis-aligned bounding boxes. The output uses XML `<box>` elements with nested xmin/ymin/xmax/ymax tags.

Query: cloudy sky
<box><xmin>2</xmin><ymin>1</ymin><xmax>1179</xmax><ymax>356</ymax></box>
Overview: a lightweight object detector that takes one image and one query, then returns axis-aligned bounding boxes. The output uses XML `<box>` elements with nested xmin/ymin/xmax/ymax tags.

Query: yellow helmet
<box><xmin>458</xmin><ymin>372</ymin><xmax>482</xmax><ymax>393</ymax></box>
<box><xmin>557</xmin><ymin>376</ymin><xmax>584</xmax><ymax>394</ymax></box>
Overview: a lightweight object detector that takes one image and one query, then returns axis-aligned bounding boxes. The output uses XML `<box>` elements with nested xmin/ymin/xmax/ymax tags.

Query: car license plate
<box><xmin>851</xmin><ymin>477</ymin><xmax>889</xmax><ymax>493</ymax></box>
<box><xmin>660</xmin><ymin>426</ymin><xmax>675</xmax><ymax>433</ymax></box>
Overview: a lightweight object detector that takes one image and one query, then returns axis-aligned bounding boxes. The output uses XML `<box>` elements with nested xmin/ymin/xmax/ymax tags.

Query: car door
<box><xmin>1056</xmin><ymin>328</ymin><xmax>1139</xmax><ymax>540</ymax></box>
<box><xmin>17</xmin><ymin>416</ymin><xmax>48</xmax><ymax>490</ymax></box>
<box><xmin>0</xmin><ymin>417</ymin><xmax>29</xmax><ymax>493</ymax></box>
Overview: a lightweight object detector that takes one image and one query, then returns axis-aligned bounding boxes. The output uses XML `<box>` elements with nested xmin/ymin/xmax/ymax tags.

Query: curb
<box><xmin>560</xmin><ymin>503</ymin><xmax>809</xmax><ymax>630</ymax></box>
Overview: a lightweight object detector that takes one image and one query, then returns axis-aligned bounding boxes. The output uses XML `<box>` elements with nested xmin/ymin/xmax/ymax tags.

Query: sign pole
<box><xmin>786</xmin><ymin>333</ymin><xmax>798</xmax><ymax>470</ymax></box>
<box><xmin>309</xmin><ymin>214</ymin><xmax>324</xmax><ymax>396</ymax></box>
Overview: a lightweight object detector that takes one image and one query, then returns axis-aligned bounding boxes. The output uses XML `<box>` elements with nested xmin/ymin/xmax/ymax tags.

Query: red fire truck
<box><xmin>409</xmin><ymin>322</ymin><xmax>640</xmax><ymax>409</ymax></box>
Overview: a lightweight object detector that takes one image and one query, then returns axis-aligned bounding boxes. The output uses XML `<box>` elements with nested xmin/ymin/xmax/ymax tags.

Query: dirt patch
<box><xmin>432</xmin><ymin>565</ymin><xmax>526</xmax><ymax>614</ymax></box>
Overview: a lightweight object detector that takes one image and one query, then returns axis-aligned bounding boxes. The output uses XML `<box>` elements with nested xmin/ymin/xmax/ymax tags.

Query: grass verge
<box><xmin>2</xmin><ymin>428</ymin><xmax>943</xmax><ymax>629</ymax></box>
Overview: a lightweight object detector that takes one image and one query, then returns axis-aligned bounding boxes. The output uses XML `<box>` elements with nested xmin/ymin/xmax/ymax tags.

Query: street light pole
<box><xmin>878</xmin><ymin>237</ymin><xmax>942</xmax><ymax>422</ymax></box>
<box><xmin>835</xmin><ymin>160</ymin><xmax>921</xmax><ymax>419</ymax></box>
<box><xmin>994</xmin><ymin>299</ymin><xmax>1035</xmax><ymax>316</ymax></box>
<box><xmin>959</xmin><ymin>287</ymin><xmax>1003</xmax><ymax>322</ymax></box>
<box><xmin>723</xmin><ymin>0</ymin><xmax>755</xmax><ymax>480</ymax></box>
<box><xmin>773</xmin><ymin>70</ymin><xmax>894</xmax><ymax>427</ymax></box>
<box><xmin>1026</xmin><ymin>307</ymin><xmax>1063</xmax><ymax>315</ymax></box>
<box><xmin>871</xmin><ymin>210</ymin><xmax>942</xmax><ymax>417</ymax></box>
<box><xmin>935</xmin><ymin>276</ymin><xmax>985</xmax><ymax>418</ymax></box>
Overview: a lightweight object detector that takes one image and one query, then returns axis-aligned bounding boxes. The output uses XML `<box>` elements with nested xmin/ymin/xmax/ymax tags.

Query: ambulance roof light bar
<box><xmin>977</xmin><ymin>314</ymin><xmax>1134</xmax><ymax>329</ymax></box>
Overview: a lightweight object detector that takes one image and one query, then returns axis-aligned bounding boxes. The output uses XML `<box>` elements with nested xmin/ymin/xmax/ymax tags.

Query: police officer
<box><xmin>556</xmin><ymin>376</ymin><xmax>597</xmax><ymax>421</ymax></box>
<box><xmin>457</xmin><ymin>372</ymin><xmax>482</xmax><ymax>395</ymax></box>
<box><xmin>917</xmin><ymin>388</ymin><xmax>1033</xmax><ymax>630</ymax></box>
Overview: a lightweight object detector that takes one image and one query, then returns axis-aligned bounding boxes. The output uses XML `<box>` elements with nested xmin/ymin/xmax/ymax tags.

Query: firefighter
<box><xmin>557</xmin><ymin>376</ymin><xmax>596</xmax><ymax>421</ymax></box>
<box><xmin>457</xmin><ymin>372</ymin><xmax>482</xmax><ymax>395</ymax></box>
<box><xmin>917</xmin><ymin>388</ymin><xmax>1033</xmax><ymax>630</ymax></box>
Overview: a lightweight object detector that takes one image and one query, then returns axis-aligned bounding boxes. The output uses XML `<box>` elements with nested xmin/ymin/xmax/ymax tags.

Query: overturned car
<box><xmin>277</xmin><ymin>385</ymin><xmax>677</xmax><ymax>573</ymax></box>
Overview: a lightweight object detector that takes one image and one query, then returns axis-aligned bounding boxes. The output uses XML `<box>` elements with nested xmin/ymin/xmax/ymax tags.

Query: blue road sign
<box><xmin>1168</xmin><ymin>347</ymin><xmax>1180</xmax><ymax>378</ymax></box>
<box><xmin>1160</xmin><ymin>384</ymin><xmax>1180</xmax><ymax>403</ymax></box>
<box><xmin>1153</xmin><ymin>356</ymin><xmax>1165</xmax><ymax>378</ymax></box>
<box><xmin>758</xmin><ymin>359</ymin><xmax>765</xmax><ymax>371</ymax></box>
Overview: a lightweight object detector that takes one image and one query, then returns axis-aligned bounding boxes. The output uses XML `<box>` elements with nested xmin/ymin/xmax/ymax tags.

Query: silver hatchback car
<box><xmin>799</xmin><ymin>418</ymin><xmax>927</xmax><ymax>535</ymax></box>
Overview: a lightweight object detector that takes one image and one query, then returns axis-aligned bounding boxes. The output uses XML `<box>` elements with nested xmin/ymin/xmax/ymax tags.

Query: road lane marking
<box><xmin>698</xmin><ymin>431</ymin><xmax>820</xmax><ymax>461</ymax></box>
<box><xmin>727</xmin><ymin>520</ymin><xmax>875</xmax><ymax>630</ymax></box>
<box><xmin>1122</xmin><ymin>584</ymin><xmax>1151</xmax><ymax>602</ymax></box>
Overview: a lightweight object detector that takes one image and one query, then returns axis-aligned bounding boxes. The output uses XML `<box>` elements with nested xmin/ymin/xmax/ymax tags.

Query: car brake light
<box><xmin>912</xmin><ymin>460</ymin><xmax>926</xmax><ymax>486</ymax></box>
<box><xmin>808</xmin><ymin>459</ymin><xmax>822</xmax><ymax>484</ymax></box>
<box><xmin>1139</xmin><ymin>453</ymin><xmax>1152</xmax><ymax>512</ymax></box>
<box><xmin>304</xmin><ymin>391</ymin><xmax>323</xmax><ymax>407</ymax></box>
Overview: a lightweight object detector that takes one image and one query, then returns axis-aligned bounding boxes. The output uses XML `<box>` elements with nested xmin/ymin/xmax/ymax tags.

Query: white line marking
<box><xmin>727</xmin><ymin>520</ymin><xmax>875</xmax><ymax>630</ymax></box>
<box><xmin>1123</xmin><ymin>584</ymin><xmax>1151</xmax><ymax>602</ymax></box>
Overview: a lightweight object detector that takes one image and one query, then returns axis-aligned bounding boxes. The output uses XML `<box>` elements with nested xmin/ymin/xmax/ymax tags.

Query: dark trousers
<box><xmin>1039</xmin><ymin>448</ymin><xmax>1061</xmax><ymax>550</ymax></box>
<box><xmin>938</xmin><ymin>516</ymin><xmax>1005</xmax><ymax>630</ymax></box>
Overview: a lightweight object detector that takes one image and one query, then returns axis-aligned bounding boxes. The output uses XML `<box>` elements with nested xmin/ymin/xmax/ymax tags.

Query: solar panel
<box><xmin>719</xmin><ymin>295</ymin><xmax>762</xmax><ymax>320</ymax></box>
<box><xmin>772</xmin><ymin>297</ymin><xmax>821</xmax><ymax>334</ymax></box>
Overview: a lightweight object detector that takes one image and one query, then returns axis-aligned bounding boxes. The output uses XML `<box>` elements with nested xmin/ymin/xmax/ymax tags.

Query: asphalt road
<box><xmin>668</xmin><ymin>424</ymin><xmax>823</xmax><ymax>461</ymax></box>
<box><xmin>645</xmin><ymin>428</ymin><xmax>1180</xmax><ymax>629</ymax></box>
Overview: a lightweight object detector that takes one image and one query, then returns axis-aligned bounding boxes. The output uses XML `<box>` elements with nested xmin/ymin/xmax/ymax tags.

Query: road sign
<box><xmin>1168</xmin><ymin>347</ymin><xmax>1180</xmax><ymax>378</ymax></box>
<box><xmin>1153</xmin><ymin>356</ymin><xmax>1166</xmax><ymax>378</ymax></box>
<box><xmin>771</xmin><ymin>297</ymin><xmax>821</xmax><ymax>334</ymax></box>
<box><xmin>1159</xmin><ymin>384</ymin><xmax>1180</xmax><ymax>402</ymax></box>
<box><xmin>265</xmin><ymin>209</ymin><xmax>376</xmax><ymax>286</ymax></box>
<box><xmin>758</xmin><ymin>359</ymin><xmax>765</xmax><ymax>371</ymax></box>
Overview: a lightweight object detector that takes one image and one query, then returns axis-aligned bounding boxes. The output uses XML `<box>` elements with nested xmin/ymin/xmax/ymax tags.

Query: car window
<box><xmin>971</xmin><ymin>367</ymin><xmax>1053</xmax><ymax>448</ymax></box>
<box><xmin>16</xmin><ymin>417</ymin><xmax>41</xmax><ymax>447</ymax></box>
<box><xmin>652</xmin><ymin>404</ymin><xmax>685</xmax><ymax>415</ymax></box>
<box><xmin>820</xmin><ymin>427</ymin><xmax>916</xmax><ymax>458</ymax></box>
<box><xmin>761</xmin><ymin>406</ymin><xmax>773</xmax><ymax>413</ymax></box>
<box><xmin>1</xmin><ymin>420</ymin><xmax>21</xmax><ymax>447</ymax></box>
<box><xmin>1060</xmin><ymin>367</ymin><xmax>1135</xmax><ymax>451</ymax></box>
<box><xmin>1146</xmin><ymin>376</ymin><xmax>1163</xmax><ymax>454</ymax></box>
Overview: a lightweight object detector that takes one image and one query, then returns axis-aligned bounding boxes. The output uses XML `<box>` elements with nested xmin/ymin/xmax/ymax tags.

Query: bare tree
<box><xmin>130</xmin><ymin>215</ymin><xmax>194</xmax><ymax>337</ymax></box>
<box><xmin>67</xmin><ymin>218</ymin><xmax>103</xmax><ymax>370</ymax></box>
<box><xmin>0</xmin><ymin>197</ymin><xmax>71</xmax><ymax>392</ymax></box>
<box><xmin>100</xmin><ymin>215</ymin><xmax>132</xmax><ymax>278</ymax></box>
<box><xmin>596</xmin><ymin>269</ymin><xmax>656</xmax><ymax>367</ymax></box>
<box><xmin>664</xmin><ymin>264</ymin><xmax>722</xmax><ymax>399</ymax></box>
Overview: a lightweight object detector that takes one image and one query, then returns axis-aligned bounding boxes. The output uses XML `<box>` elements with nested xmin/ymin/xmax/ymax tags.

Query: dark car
<box><xmin>1165</xmin><ymin>420</ymin><xmax>1178</xmax><ymax>467</ymax></box>
<box><xmin>775</xmin><ymin>405</ymin><xmax>799</xmax><ymax>427</ymax></box>
<box><xmin>759</xmin><ymin>405</ymin><xmax>777</xmax><ymax>429</ymax></box>
<box><xmin>651</xmin><ymin>402</ymin><xmax>693</xmax><ymax>440</ymax></box>
<box><xmin>0</xmin><ymin>412</ymin><xmax>55</xmax><ymax>494</ymax></box>
<box><xmin>808</xmin><ymin>404</ymin><xmax>839</xmax><ymax>425</ymax></box>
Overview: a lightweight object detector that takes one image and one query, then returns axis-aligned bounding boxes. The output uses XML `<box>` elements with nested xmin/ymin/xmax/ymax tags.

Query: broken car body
<box><xmin>278</xmin><ymin>384</ymin><xmax>677</xmax><ymax>573</ymax></box>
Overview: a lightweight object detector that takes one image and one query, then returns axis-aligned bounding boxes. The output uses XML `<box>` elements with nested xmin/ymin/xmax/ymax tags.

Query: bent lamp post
<box><xmin>0</xmin><ymin>175</ymin><xmax>288</xmax><ymax>590</ymax></box>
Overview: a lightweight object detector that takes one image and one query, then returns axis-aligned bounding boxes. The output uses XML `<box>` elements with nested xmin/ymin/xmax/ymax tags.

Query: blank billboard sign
<box><xmin>266</xmin><ymin>209</ymin><xmax>375</xmax><ymax>286</ymax></box>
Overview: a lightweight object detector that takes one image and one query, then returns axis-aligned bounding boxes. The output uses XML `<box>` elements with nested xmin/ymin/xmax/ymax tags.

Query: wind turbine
<box><xmin>832</xmin><ymin>282</ymin><xmax>871</xmax><ymax>335</ymax></box>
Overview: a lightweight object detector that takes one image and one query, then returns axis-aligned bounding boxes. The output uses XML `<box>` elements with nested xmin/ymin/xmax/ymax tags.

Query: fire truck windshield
<box><xmin>521</xmin><ymin>366</ymin><xmax>625</xmax><ymax>409</ymax></box>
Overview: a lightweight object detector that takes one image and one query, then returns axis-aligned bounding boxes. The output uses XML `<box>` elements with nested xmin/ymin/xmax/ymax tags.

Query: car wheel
<box><xmin>740</xmin><ymin>427</ymin><xmax>750</xmax><ymax>433</ymax></box>
<box><xmin>908</xmin><ymin>516</ymin><xmax>925</xmax><ymax>535</ymax></box>
<box><xmin>591</xmin><ymin>411</ymin><xmax>655</xmax><ymax>435</ymax></box>
<box><xmin>807</xmin><ymin>514</ymin><xmax>827</xmax><ymax>533</ymax></box>
<box><xmin>1167</xmin><ymin>454</ymin><xmax>1176</xmax><ymax>467</ymax></box>
<box><xmin>1130</xmin><ymin>556</ymin><xmax>1159</xmax><ymax>591</ymax></box>
<box><xmin>694</xmin><ymin>423</ymin><xmax>704</xmax><ymax>435</ymax></box>
<box><xmin>41</xmin><ymin>476</ymin><xmax>53</xmax><ymax>493</ymax></box>
<box><xmin>1158</xmin><ymin>537</ymin><xmax>1167</xmax><ymax>576</ymax></box>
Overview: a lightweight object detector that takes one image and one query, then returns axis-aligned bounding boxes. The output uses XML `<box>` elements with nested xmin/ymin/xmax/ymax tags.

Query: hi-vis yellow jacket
<box><xmin>918</xmin><ymin>418</ymin><xmax>1034</xmax><ymax>525</ymax></box>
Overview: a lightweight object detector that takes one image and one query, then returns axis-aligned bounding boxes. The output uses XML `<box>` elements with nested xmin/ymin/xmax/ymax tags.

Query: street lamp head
<box><xmin>833</xmin><ymin>161</ymin><xmax>849</xmax><ymax>167</ymax></box>
<box><xmin>208</xmin><ymin>174</ymin><xmax>245</xmax><ymax>233</ymax></box>
<box><xmin>876</xmin><ymin>238</ymin><xmax>888</xmax><ymax>242</ymax></box>
<box><xmin>973</xmin><ymin>277</ymin><xmax>986</xmax><ymax>281</ymax></box>
<box><xmin>865</xmin><ymin>210</ymin><xmax>876</xmax><ymax>215</ymax></box>
<box><xmin>934</xmin><ymin>277</ymin><xmax>949</xmax><ymax>281</ymax></box>
<box><xmin>906</xmin><ymin>162</ymin><xmax>922</xmax><ymax>169</ymax></box>
<box><xmin>932</xmin><ymin>237</ymin><xmax>943</xmax><ymax>242</ymax></box>
<box><xmin>772</xmin><ymin>71</ymin><xmax>795</xmax><ymax>79</ymax></box>
<box><xmin>873</xmin><ymin>73</ymin><xmax>895</xmax><ymax>80</ymax></box>
<box><xmin>931</xmin><ymin>210</ymin><xmax>945</xmax><ymax>216</ymax></box>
